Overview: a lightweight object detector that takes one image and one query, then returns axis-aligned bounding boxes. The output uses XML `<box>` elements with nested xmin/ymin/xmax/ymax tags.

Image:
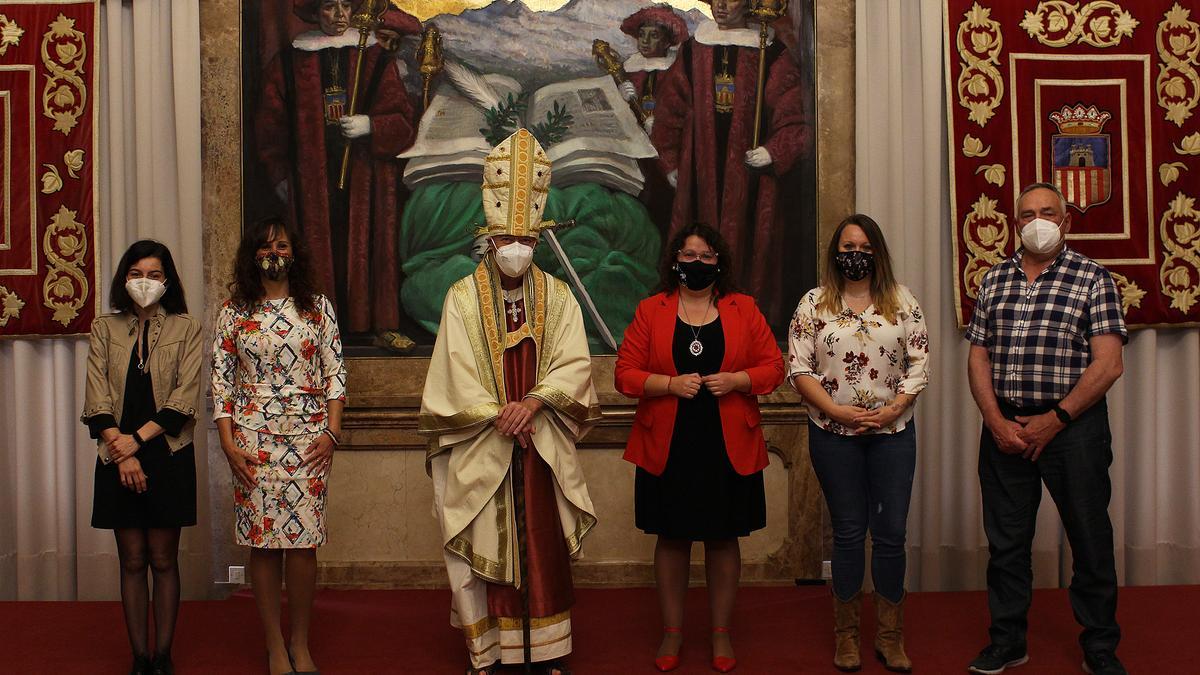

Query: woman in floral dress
<box><xmin>212</xmin><ymin>217</ymin><xmax>346</xmax><ymax>675</ymax></box>
<box><xmin>786</xmin><ymin>214</ymin><xmax>929</xmax><ymax>673</ymax></box>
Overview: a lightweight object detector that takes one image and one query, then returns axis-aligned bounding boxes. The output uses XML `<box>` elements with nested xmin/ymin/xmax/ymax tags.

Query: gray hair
<box><xmin>1016</xmin><ymin>182</ymin><xmax>1068</xmax><ymax>216</ymax></box>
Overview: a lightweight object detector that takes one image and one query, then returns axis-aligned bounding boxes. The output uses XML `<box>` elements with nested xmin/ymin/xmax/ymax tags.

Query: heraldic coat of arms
<box><xmin>1050</xmin><ymin>103</ymin><xmax>1112</xmax><ymax>212</ymax></box>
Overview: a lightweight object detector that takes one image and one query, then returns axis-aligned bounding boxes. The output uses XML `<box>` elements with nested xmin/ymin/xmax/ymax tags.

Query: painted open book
<box><xmin>399</xmin><ymin>63</ymin><xmax>657</xmax><ymax>196</ymax></box>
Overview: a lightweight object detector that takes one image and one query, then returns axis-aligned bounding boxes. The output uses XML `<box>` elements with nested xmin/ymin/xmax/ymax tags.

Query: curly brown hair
<box><xmin>228</xmin><ymin>216</ymin><xmax>319</xmax><ymax>313</ymax></box>
<box><xmin>652</xmin><ymin>222</ymin><xmax>738</xmax><ymax>297</ymax></box>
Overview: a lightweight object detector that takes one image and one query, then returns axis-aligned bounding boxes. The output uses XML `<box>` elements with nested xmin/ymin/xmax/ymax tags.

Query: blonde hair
<box><xmin>817</xmin><ymin>214</ymin><xmax>903</xmax><ymax>323</ymax></box>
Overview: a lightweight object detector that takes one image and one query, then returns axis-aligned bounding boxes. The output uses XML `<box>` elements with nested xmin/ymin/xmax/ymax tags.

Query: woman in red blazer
<box><xmin>616</xmin><ymin>223</ymin><xmax>785</xmax><ymax>673</ymax></box>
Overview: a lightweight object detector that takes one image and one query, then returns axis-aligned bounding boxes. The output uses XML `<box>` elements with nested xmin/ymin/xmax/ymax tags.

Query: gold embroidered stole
<box><xmin>457</xmin><ymin>260</ymin><xmax>549</xmax><ymax>405</ymax></box>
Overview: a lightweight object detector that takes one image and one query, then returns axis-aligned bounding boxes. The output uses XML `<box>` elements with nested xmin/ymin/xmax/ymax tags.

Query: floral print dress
<box><xmin>212</xmin><ymin>295</ymin><xmax>346</xmax><ymax>548</ymax></box>
<box><xmin>786</xmin><ymin>285</ymin><xmax>930</xmax><ymax>435</ymax></box>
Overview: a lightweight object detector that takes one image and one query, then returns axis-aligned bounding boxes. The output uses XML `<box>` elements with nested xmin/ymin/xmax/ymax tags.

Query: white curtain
<box><xmin>0</xmin><ymin>0</ymin><xmax>204</xmax><ymax>601</ymax></box>
<box><xmin>855</xmin><ymin>0</ymin><xmax>1200</xmax><ymax>591</ymax></box>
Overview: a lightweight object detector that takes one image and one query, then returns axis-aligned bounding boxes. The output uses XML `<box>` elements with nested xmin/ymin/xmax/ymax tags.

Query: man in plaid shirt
<box><xmin>965</xmin><ymin>183</ymin><xmax>1128</xmax><ymax>675</ymax></box>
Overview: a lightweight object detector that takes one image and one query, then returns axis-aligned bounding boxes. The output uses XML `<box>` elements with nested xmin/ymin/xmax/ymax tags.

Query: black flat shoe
<box><xmin>129</xmin><ymin>654</ymin><xmax>152</xmax><ymax>675</ymax></box>
<box><xmin>150</xmin><ymin>653</ymin><xmax>175</xmax><ymax>675</ymax></box>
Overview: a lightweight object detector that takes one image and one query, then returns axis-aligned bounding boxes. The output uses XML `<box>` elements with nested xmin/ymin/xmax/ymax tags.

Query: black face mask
<box><xmin>676</xmin><ymin>260</ymin><xmax>719</xmax><ymax>291</ymax></box>
<box><xmin>834</xmin><ymin>251</ymin><xmax>874</xmax><ymax>281</ymax></box>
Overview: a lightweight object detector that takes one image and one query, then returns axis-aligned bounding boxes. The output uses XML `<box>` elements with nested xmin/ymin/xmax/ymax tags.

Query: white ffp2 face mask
<box><xmin>1020</xmin><ymin>216</ymin><xmax>1064</xmax><ymax>256</ymax></box>
<box><xmin>125</xmin><ymin>278</ymin><xmax>167</xmax><ymax>308</ymax></box>
<box><xmin>493</xmin><ymin>242</ymin><xmax>535</xmax><ymax>277</ymax></box>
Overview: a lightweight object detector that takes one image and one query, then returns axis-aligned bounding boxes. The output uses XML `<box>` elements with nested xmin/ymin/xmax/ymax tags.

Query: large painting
<box><xmin>241</xmin><ymin>0</ymin><xmax>818</xmax><ymax>354</ymax></box>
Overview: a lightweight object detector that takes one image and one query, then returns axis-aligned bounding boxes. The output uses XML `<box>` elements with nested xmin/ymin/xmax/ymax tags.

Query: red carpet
<box><xmin>2</xmin><ymin>585</ymin><xmax>1193</xmax><ymax>673</ymax></box>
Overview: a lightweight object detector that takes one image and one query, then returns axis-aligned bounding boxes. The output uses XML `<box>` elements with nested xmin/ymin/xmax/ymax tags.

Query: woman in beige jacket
<box><xmin>82</xmin><ymin>240</ymin><xmax>202</xmax><ymax>675</ymax></box>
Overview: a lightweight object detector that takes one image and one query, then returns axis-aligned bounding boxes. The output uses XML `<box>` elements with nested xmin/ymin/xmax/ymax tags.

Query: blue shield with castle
<box><xmin>1050</xmin><ymin>104</ymin><xmax>1112</xmax><ymax>212</ymax></box>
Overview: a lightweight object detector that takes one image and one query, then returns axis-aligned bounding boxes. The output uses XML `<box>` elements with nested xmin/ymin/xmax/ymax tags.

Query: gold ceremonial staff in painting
<box><xmin>418</xmin><ymin>23</ymin><xmax>444</xmax><ymax>111</ymax></box>
<box><xmin>338</xmin><ymin>0</ymin><xmax>388</xmax><ymax>190</ymax></box>
<box><xmin>592</xmin><ymin>39</ymin><xmax>649</xmax><ymax>124</ymax></box>
<box><xmin>751</xmin><ymin>0</ymin><xmax>788</xmax><ymax>146</ymax></box>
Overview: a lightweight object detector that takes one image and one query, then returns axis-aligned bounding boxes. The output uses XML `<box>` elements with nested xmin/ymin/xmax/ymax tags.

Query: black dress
<box><xmin>89</xmin><ymin>321</ymin><xmax>197</xmax><ymax>529</ymax></box>
<box><xmin>634</xmin><ymin>316</ymin><xmax>766</xmax><ymax>540</ymax></box>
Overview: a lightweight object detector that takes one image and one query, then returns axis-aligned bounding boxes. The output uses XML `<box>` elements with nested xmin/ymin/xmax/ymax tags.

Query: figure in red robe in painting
<box><xmin>617</xmin><ymin>5</ymin><xmax>690</xmax><ymax>236</ymax></box>
<box><xmin>618</xmin><ymin>6</ymin><xmax>689</xmax><ymax>123</ymax></box>
<box><xmin>256</xmin><ymin>0</ymin><xmax>420</xmax><ymax>336</ymax></box>
<box><xmin>651</xmin><ymin>0</ymin><xmax>811</xmax><ymax>323</ymax></box>
<box><xmin>374</xmin><ymin>6</ymin><xmax>422</xmax><ymax>91</ymax></box>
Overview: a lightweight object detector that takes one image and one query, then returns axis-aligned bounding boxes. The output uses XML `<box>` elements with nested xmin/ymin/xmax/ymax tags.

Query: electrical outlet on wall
<box><xmin>821</xmin><ymin>560</ymin><xmax>832</xmax><ymax>579</ymax></box>
<box><xmin>228</xmin><ymin>565</ymin><xmax>245</xmax><ymax>585</ymax></box>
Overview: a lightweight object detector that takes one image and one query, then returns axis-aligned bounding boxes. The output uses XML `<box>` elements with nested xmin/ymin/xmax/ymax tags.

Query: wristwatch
<box><xmin>1051</xmin><ymin>404</ymin><xmax>1071</xmax><ymax>424</ymax></box>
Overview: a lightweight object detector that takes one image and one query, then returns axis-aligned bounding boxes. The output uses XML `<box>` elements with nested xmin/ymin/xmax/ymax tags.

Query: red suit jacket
<box><xmin>651</xmin><ymin>37</ymin><xmax>811</xmax><ymax>324</ymax></box>
<box><xmin>615</xmin><ymin>291</ymin><xmax>785</xmax><ymax>476</ymax></box>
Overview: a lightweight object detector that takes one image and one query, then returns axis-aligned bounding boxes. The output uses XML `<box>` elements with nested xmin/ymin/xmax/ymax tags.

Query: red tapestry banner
<box><xmin>945</xmin><ymin>1</ymin><xmax>1200</xmax><ymax>328</ymax></box>
<box><xmin>0</xmin><ymin>0</ymin><xmax>98</xmax><ymax>337</ymax></box>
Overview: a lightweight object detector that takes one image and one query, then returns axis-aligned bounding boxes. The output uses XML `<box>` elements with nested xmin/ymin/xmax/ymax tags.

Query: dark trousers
<box><xmin>978</xmin><ymin>398</ymin><xmax>1120</xmax><ymax>654</ymax></box>
<box><xmin>809</xmin><ymin>423</ymin><xmax>916</xmax><ymax>603</ymax></box>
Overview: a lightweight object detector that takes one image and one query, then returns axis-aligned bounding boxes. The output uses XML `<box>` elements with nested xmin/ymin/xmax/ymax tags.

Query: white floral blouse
<box><xmin>786</xmin><ymin>285</ymin><xmax>930</xmax><ymax>435</ymax></box>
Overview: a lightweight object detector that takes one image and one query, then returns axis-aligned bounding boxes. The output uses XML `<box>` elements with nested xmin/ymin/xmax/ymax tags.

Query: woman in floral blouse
<box><xmin>787</xmin><ymin>214</ymin><xmax>929</xmax><ymax>673</ymax></box>
<box><xmin>212</xmin><ymin>217</ymin><xmax>346</xmax><ymax>675</ymax></box>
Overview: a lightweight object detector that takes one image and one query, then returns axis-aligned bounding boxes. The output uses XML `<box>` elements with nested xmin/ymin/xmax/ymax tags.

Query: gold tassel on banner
<box><xmin>750</xmin><ymin>0</ymin><xmax>789</xmax><ymax>148</ymax></box>
<box><xmin>338</xmin><ymin>0</ymin><xmax>387</xmax><ymax>190</ymax></box>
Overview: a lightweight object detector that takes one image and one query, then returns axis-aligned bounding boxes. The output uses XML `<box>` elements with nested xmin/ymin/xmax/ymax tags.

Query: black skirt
<box><xmin>634</xmin><ymin>316</ymin><xmax>766</xmax><ymax>541</ymax></box>
<box><xmin>92</xmin><ymin>442</ymin><xmax>197</xmax><ymax>529</ymax></box>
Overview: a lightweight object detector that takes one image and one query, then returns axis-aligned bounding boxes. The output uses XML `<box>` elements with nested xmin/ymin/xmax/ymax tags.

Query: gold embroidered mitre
<box><xmin>481</xmin><ymin>128</ymin><xmax>552</xmax><ymax>238</ymax></box>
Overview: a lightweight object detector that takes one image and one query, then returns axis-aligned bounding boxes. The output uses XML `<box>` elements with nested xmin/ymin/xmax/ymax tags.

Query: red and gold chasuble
<box><xmin>486</xmin><ymin>293</ymin><xmax>575</xmax><ymax>619</ymax></box>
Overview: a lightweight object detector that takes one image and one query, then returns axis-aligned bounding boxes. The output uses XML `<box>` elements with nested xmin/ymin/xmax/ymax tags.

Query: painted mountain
<box><xmin>426</xmin><ymin>0</ymin><xmax>709</xmax><ymax>90</ymax></box>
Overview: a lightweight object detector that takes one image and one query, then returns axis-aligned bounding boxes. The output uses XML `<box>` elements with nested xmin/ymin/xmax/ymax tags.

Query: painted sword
<box><xmin>539</xmin><ymin>219</ymin><xmax>620</xmax><ymax>352</ymax></box>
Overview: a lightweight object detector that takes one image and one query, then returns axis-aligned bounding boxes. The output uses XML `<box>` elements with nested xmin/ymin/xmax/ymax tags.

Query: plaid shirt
<box><xmin>966</xmin><ymin>246</ymin><xmax>1127</xmax><ymax>407</ymax></box>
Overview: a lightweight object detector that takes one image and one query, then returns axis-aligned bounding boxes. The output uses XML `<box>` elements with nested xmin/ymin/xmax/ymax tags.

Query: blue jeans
<box><xmin>809</xmin><ymin>423</ymin><xmax>916</xmax><ymax>602</ymax></box>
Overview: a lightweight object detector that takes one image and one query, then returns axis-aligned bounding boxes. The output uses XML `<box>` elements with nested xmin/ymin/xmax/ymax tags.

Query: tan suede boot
<box><xmin>833</xmin><ymin>591</ymin><xmax>862</xmax><ymax>672</ymax></box>
<box><xmin>873</xmin><ymin>591</ymin><xmax>913</xmax><ymax>672</ymax></box>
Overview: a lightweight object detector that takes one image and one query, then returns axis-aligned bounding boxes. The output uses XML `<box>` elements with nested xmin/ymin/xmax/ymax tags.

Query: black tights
<box><xmin>115</xmin><ymin>527</ymin><xmax>182</xmax><ymax>659</ymax></box>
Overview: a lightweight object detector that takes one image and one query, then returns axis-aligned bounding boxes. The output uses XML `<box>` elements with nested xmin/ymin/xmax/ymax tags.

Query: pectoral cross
<box><xmin>506</xmin><ymin>300</ymin><xmax>523</xmax><ymax>324</ymax></box>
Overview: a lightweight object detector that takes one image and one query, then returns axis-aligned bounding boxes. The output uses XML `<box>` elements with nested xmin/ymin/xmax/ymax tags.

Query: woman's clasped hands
<box><xmin>668</xmin><ymin>371</ymin><xmax>747</xmax><ymax>399</ymax></box>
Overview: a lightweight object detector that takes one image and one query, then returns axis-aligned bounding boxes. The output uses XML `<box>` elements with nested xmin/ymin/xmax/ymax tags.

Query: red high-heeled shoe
<box><xmin>654</xmin><ymin>626</ymin><xmax>683</xmax><ymax>672</ymax></box>
<box><xmin>712</xmin><ymin>626</ymin><xmax>736</xmax><ymax>672</ymax></box>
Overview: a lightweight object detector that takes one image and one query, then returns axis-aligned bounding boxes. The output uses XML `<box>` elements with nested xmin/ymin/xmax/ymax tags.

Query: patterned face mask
<box><xmin>256</xmin><ymin>251</ymin><xmax>294</xmax><ymax>280</ymax></box>
<box><xmin>834</xmin><ymin>250</ymin><xmax>875</xmax><ymax>281</ymax></box>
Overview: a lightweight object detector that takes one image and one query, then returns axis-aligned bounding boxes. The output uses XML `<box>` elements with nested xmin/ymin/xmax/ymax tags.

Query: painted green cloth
<box><xmin>399</xmin><ymin>181</ymin><xmax>662</xmax><ymax>351</ymax></box>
